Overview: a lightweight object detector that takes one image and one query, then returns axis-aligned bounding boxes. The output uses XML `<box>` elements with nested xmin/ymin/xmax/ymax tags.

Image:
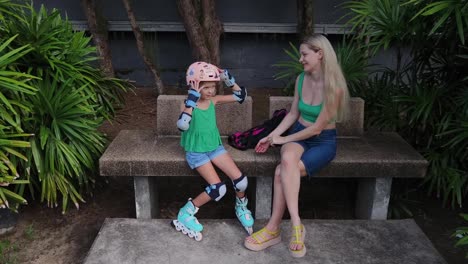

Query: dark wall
<box><xmin>33</xmin><ymin>1</ymin><xmax>347</xmax><ymax>88</ymax></box>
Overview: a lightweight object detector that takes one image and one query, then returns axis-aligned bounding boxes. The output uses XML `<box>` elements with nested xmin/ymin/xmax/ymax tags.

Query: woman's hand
<box><xmin>255</xmin><ymin>137</ymin><xmax>270</xmax><ymax>153</ymax></box>
<box><xmin>255</xmin><ymin>135</ymin><xmax>286</xmax><ymax>153</ymax></box>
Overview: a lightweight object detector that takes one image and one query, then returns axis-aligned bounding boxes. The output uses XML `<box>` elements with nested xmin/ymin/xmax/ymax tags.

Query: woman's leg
<box><xmin>245</xmin><ymin>165</ymin><xmax>285</xmax><ymax>244</ymax></box>
<box><xmin>266</xmin><ymin>165</ymin><xmax>287</xmax><ymax>230</ymax></box>
<box><xmin>279</xmin><ymin>143</ymin><xmax>308</xmax><ymax>251</ymax></box>
<box><xmin>191</xmin><ymin>161</ymin><xmax>223</xmax><ymax>207</ymax></box>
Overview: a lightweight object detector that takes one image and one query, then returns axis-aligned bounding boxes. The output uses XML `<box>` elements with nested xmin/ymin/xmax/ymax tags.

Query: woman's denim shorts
<box><xmin>288</xmin><ymin>121</ymin><xmax>337</xmax><ymax>177</ymax></box>
<box><xmin>186</xmin><ymin>145</ymin><xmax>227</xmax><ymax>169</ymax></box>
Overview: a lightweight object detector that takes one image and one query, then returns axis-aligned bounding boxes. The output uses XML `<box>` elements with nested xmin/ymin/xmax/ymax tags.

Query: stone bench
<box><xmin>99</xmin><ymin>95</ymin><xmax>428</xmax><ymax>220</ymax></box>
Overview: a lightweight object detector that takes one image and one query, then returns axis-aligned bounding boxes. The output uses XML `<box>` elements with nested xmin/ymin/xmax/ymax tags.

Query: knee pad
<box><xmin>205</xmin><ymin>182</ymin><xmax>226</xmax><ymax>202</ymax></box>
<box><xmin>232</xmin><ymin>174</ymin><xmax>248</xmax><ymax>192</ymax></box>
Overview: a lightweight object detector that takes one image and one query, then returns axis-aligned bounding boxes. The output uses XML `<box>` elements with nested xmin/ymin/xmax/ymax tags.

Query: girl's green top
<box><xmin>181</xmin><ymin>100</ymin><xmax>222</xmax><ymax>152</ymax></box>
<box><xmin>297</xmin><ymin>72</ymin><xmax>323</xmax><ymax>123</ymax></box>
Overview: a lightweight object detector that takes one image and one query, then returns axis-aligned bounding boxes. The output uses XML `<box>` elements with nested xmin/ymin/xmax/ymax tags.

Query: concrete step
<box><xmin>84</xmin><ymin>219</ymin><xmax>446</xmax><ymax>264</ymax></box>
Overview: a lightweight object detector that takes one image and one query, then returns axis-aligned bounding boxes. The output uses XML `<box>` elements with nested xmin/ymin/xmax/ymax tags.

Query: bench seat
<box><xmin>101</xmin><ymin>131</ymin><xmax>427</xmax><ymax>179</ymax></box>
<box><xmin>100</xmin><ymin>132</ymin><xmax>427</xmax><ymax>220</ymax></box>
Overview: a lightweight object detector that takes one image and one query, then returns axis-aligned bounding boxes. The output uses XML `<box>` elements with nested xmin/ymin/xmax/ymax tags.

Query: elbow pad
<box><xmin>177</xmin><ymin>112</ymin><xmax>192</xmax><ymax>131</ymax></box>
<box><xmin>232</xmin><ymin>86</ymin><xmax>247</xmax><ymax>104</ymax></box>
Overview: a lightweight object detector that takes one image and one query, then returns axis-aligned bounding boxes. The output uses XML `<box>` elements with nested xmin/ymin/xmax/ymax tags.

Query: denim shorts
<box><xmin>186</xmin><ymin>145</ymin><xmax>227</xmax><ymax>169</ymax></box>
<box><xmin>288</xmin><ymin>121</ymin><xmax>337</xmax><ymax>177</ymax></box>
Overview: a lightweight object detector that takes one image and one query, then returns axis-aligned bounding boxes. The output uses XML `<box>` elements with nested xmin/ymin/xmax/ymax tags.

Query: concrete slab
<box><xmin>84</xmin><ymin>219</ymin><xmax>446</xmax><ymax>264</ymax></box>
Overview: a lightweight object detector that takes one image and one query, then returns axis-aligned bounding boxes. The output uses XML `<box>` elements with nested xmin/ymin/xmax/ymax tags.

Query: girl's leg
<box><xmin>191</xmin><ymin>161</ymin><xmax>223</xmax><ymax>207</ymax></box>
<box><xmin>211</xmin><ymin>152</ymin><xmax>254</xmax><ymax>234</ymax></box>
<box><xmin>211</xmin><ymin>153</ymin><xmax>245</xmax><ymax>198</ymax></box>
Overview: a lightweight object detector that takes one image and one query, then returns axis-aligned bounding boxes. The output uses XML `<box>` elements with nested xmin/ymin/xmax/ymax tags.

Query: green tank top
<box><xmin>180</xmin><ymin>100</ymin><xmax>222</xmax><ymax>152</ymax></box>
<box><xmin>297</xmin><ymin>72</ymin><xmax>322</xmax><ymax>123</ymax></box>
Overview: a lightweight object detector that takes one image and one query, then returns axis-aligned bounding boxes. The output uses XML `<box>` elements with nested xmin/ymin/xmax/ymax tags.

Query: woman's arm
<box><xmin>276</xmin><ymin>88</ymin><xmax>343</xmax><ymax>144</ymax></box>
<box><xmin>255</xmin><ymin>76</ymin><xmax>301</xmax><ymax>153</ymax></box>
<box><xmin>268</xmin><ymin>76</ymin><xmax>301</xmax><ymax>137</ymax></box>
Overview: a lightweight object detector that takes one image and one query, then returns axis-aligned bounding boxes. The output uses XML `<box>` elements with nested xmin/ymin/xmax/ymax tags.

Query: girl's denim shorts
<box><xmin>186</xmin><ymin>145</ymin><xmax>227</xmax><ymax>169</ymax></box>
<box><xmin>288</xmin><ymin>121</ymin><xmax>337</xmax><ymax>177</ymax></box>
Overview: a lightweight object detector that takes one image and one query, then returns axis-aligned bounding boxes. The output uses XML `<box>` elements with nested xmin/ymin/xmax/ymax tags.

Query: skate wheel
<box><xmin>188</xmin><ymin>232</ymin><xmax>194</xmax><ymax>238</ymax></box>
<box><xmin>182</xmin><ymin>228</ymin><xmax>188</xmax><ymax>235</ymax></box>
<box><xmin>246</xmin><ymin>227</ymin><xmax>253</xmax><ymax>235</ymax></box>
<box><xmin>173</xmin><ymin>221</ymin><xmax>182</xmax><ymax>231</ymax></box>
<box><xmin>195</xmin><ymin>233</ymin><xmax>203</xmax><ymax>241</ymax></box>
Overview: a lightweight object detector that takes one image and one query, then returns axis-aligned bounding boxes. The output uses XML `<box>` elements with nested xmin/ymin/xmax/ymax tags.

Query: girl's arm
<box><xmin>177</xmin><ymin>89</ymin><xmax>200</xmax><ymax>131</ymax></box>
<box><xmin>212</xmin><ymin>83</ymin><xmax>244</xmax><ymax>104</ymax></box>
<box><xmin>213</xmin><ymin>69</ymin><xmax>247</xmax><ymax>105</ymax></box>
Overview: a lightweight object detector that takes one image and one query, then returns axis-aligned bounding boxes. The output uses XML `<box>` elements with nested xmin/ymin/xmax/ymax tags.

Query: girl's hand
<box><xmin>255</xmin><ymin>137</ymin><xmax>271</xmax><ymax>153</ymax></box>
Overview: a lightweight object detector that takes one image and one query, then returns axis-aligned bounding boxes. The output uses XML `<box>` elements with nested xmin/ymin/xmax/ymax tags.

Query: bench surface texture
<box><xmin>84</xmin><ymin>218</ymin><xmax>446</xmax><ymax>264</ymax></box>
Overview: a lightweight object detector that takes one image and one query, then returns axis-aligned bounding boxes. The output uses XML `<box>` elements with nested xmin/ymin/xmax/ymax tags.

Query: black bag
<box><xmin>228</xmin><ymin>109</ymin><xmax>287</xmax><ymax>150</ymax></box>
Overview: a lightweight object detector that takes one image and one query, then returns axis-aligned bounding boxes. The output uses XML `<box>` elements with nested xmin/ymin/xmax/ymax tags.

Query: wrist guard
<box><xmin>220</xmin><ymin>69</ymin><xmax>236</xmax><ymax>87</ymax></box>
<box><xmin>177</xmin><ymin>112</ymin><xmax>192</xmax><ymax>131</ymax></box>
<box><xmin>185</xmin><ymin>89</ymin><xmax>200</xmax><ymax>108</ymax></box>
<box><xmin>232</xmin><ymin>86</ymin><xmax>247</xmax><ymax>104</ymax></box>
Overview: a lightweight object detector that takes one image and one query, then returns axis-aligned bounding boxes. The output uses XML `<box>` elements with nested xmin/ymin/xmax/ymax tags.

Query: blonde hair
<box><xmin>302</xmin><ymin>34</ymin><xmax>350</xmax><ymax>121</ymax></box>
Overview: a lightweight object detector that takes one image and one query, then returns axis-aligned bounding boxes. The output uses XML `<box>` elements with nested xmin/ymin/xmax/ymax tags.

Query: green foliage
<box><xmin>273</xmin><ymin>38</ymin><xmax>369</xmax><ymax>96</ymax></box>
<box><xmin>0</xmin><ymin>35</ymin><xmax>35</xmax><ymax>209</ymax></box>
<box><xmin>452</xmin><ymin>214</ymin><xmax>468</xmax><ymax>258</ymax></box>
<box><xmin>344</xmin><ymin>0</ymin><xmax>468</xmax><ymax>208</ymax></box>
<box><xmin>272</xmin><ymin>42</ymin><xmax>302</xmax><ymax>95</ymax></box>
<box><xmin>24</xmin><ymin>223</ymin><xmax>35</xmax><ymax>240</ymax></box>
<box><xmin>0</xmin><ymin>239</ymin><xmax>19</xmax><ymax>264</ymax></box>
<box><xmin>0</xmin><ymin>1</ymin><xmax>131</xmax><ymax>212</ymax></box>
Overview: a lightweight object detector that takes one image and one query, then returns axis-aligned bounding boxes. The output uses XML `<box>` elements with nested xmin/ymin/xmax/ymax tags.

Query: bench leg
<box><xmin>134</xmin><ymin>177</ymin><xmax>159</xmax><ymax>219</ymax></box>
<box><xmin>356</xmin><ymin>177</ymin><xmax>392</xmax><ymax>220</ymax></box>
<box><xmin>255</xmin><ymin>177</ymin><xmax>272</xmax><ymax>220</ymax></box>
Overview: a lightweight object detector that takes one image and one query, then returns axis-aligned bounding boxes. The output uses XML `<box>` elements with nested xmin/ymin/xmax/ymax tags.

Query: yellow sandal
<box><xmin>289</xmin><ymin>224</ymin><xmax>306</xmax><ymax>258</ymax></box>
<box><xmin>244</xmin><ymin>227</ymin><xmax>281</xmax><ymax>251</ymax></box>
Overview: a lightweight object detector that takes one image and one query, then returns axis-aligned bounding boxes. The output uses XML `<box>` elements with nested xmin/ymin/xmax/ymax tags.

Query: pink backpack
<box><xmin>228</xmin><ymin>109</ymin><xmax>287</xmax><ymax>150</ymax></box>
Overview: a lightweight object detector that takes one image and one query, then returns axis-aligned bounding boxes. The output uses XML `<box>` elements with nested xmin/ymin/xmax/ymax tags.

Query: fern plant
<box><xmin>0</xmin><ymin>1</ymin><xmax>131</xmax><ymax>212</ymax></box>
<box><xmin>453</xmin><ymin>214</ymin><xmax>468</xmax><ymax>258</ymax></box>
<box><xmin>0</xmin><ymin>35</ymin><xmax>37</xmax><ymax>210</ymax></box>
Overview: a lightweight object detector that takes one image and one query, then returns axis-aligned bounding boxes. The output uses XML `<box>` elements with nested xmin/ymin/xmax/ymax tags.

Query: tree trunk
<box><xmin>177</xmin><ymin>0</ymin><xmax>211</xmax><ymax>62</ymax></box>
<box><xmin>201</xmin><ymin>0</ymin><xmax>222</xmax><ymax>65</ymax></box>
<box><xmin>122</xmin><ymin>0</ymin><xmax>164</xmax><ymax>95</ymax></box>
<box><xmin>81</xmin><ymin>0</ymin><xmax>114</xmax><ymax>77</ymax></box>
<box><xmin>297</xmin><ymin>0</ymin><xmax>314</xmax><ymax>40</ymax></box>
<box><xmin>177</xmin><ymin>0</ymin><xmax>223</xmax><ymax>93</ymax></box>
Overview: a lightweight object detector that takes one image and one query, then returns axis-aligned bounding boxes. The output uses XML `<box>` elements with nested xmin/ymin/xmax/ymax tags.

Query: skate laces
<box><xmin>236</xmin><ymin>197</ymin><xmax>252</xmax><ymax>219</ymax></box>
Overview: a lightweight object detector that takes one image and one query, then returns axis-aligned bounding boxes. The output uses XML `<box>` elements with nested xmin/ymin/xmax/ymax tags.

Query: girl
<box><xmin>172</xmin><ymin>61</ymin><xmax>254</xmax><ymax>241</ymax></box>
<box><xmin>244</xmin><ymin>34</ymin><xmax>350</xmax><ymax>257</ymax></box>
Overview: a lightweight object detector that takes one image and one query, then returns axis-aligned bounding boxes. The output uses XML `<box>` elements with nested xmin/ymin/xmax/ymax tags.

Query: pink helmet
<box><xmin>186</xmin><ymin>61</ymin><xmax>220</xmax><ymax>90</ymax></box>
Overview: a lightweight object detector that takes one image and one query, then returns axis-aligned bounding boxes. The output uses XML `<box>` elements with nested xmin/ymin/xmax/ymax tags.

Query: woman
<box><xmin>244</xmin><ymin>34</ymin><xmax>350</xmax><ymax>258</ymax></box>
